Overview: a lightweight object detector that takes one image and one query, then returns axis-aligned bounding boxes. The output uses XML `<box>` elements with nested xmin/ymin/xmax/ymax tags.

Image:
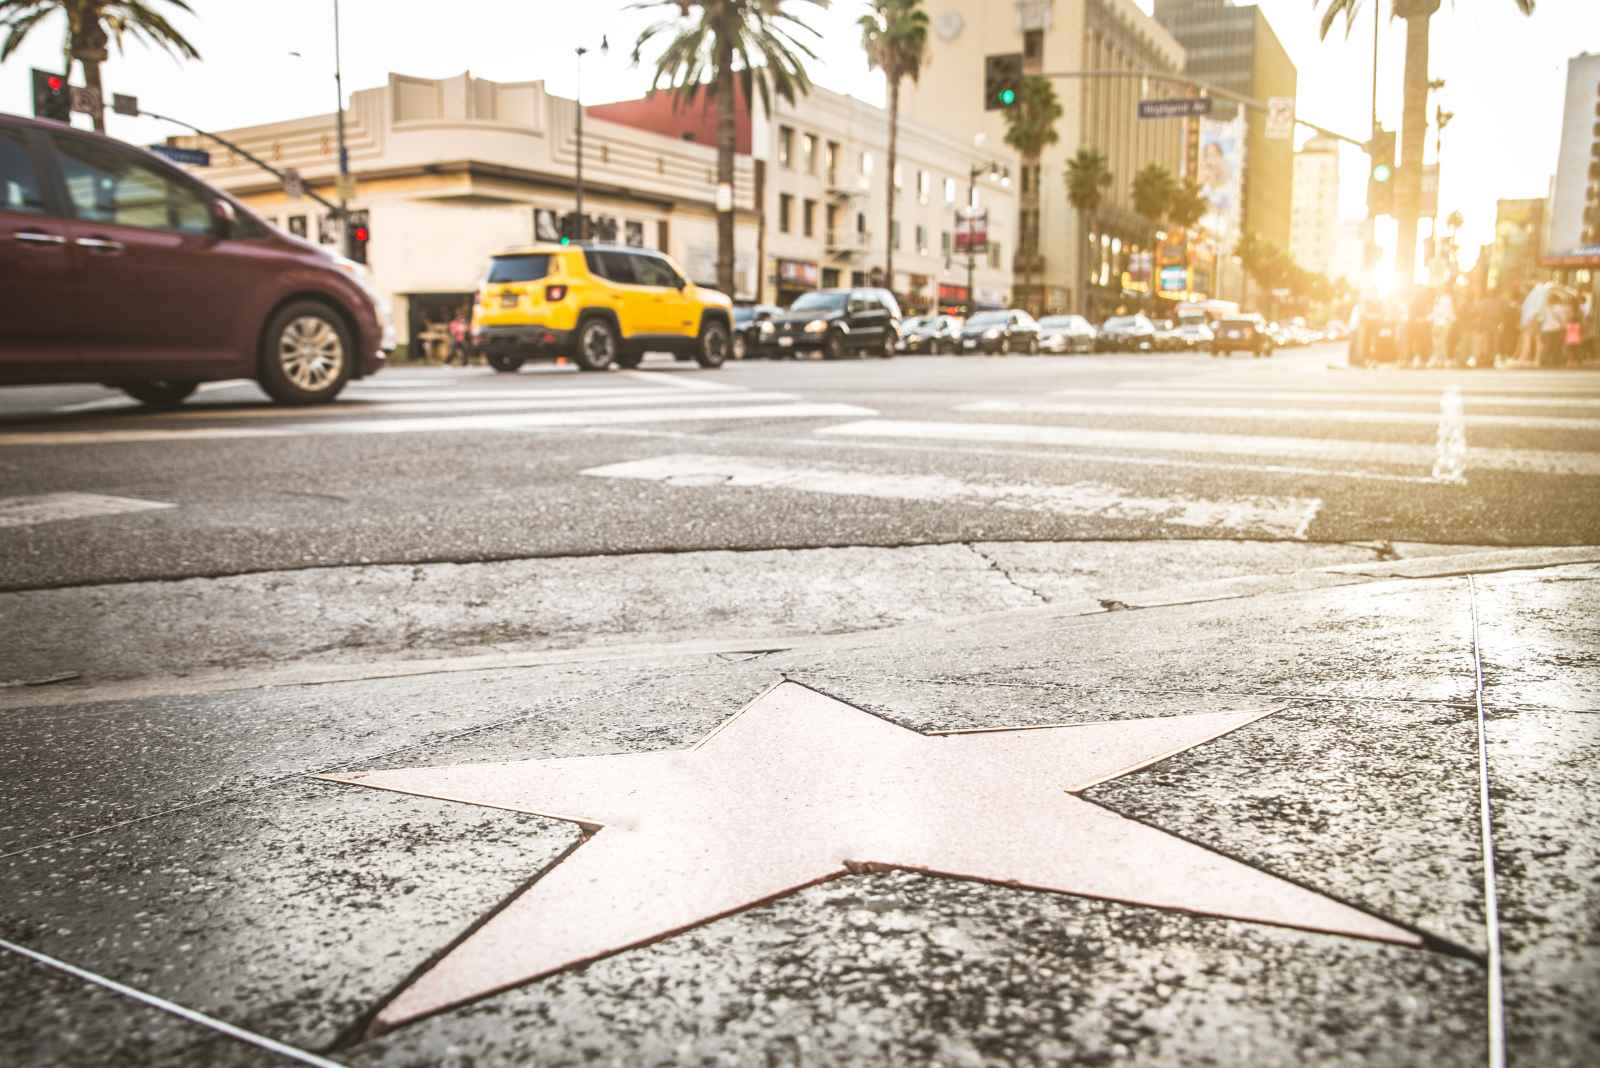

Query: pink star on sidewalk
<box><xmin>321</xmin><ymin>681</ymin><xmax>1420</xmax><ymax>1032</ymax></box>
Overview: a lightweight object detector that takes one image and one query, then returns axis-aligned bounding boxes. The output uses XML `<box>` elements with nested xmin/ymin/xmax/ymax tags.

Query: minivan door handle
<box><xmin>75</xmin><ymin>236</ymin><xmax>125</xmax><ymax>254</ymax></box>
<box><xmin>13</xmin><ymin>230</ymin><xmax>68</xmax><ymax>246</ymax></box>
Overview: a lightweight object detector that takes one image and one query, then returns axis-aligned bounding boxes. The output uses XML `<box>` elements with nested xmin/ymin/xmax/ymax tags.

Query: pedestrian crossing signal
<box><xmin>348</xmin><ymin>210</ymin><xmax>370</xmax><ymax>264</ymax></box>
<box><xmin>31</xmin><ymin>68</ymin><xmax>70</xmax><ymax>123</ymax></box>
<box><xmin>984</xmin><ymin>53</ymin><xmax>1023</xmax><ymax>112</ymax></box>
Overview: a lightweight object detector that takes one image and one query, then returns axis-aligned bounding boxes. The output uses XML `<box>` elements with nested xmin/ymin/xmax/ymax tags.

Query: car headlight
<box><xmin>758</xmin><ymin>321</ymin><xmax>775</xmax><ymax>336</ymax></box>
<box><xmin>804</xmin><ymin>319</ymin><xmax>829</xmax><ymax>334</ymax></box>
<box><xmin>983</xmin><ymin>328</ymin><xmax>1000</xmax><ymax>340</ymax></box>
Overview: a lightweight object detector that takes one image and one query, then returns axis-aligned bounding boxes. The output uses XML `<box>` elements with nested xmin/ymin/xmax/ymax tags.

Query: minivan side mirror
<box><xmin>210</xmin><ymin>197</ymin><xmax>237</xmax><ymax>239</ymax></box>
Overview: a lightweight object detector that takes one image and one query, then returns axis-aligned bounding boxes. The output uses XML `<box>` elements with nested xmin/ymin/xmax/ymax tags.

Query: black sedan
<box><xmin>1097</xmin><ymin>314</ymin><xmax>1159</xmax><ymax>352</ymax></box>
<box><xmin>1212</xmin><ymin>316</ymin><xmax>1276</xmax><ymax>358</ymax></box>
<box><xmin>899</xmin><ymin>314</ymin><xmax>964</xmax><ymax>355</ymax></box>
<box><xmin>732</xmin><ymin>304</ymin><xmax>783</xmax><ymax>360</ymax></box>
<box><xmin>960</xmin><ymin>310</ymin><xmax>1042</xmax><ymax>355</ymax></box>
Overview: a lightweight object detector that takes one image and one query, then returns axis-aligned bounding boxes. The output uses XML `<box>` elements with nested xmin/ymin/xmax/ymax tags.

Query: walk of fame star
<box><xmin>320</xmin><ymin>681</ymin><xmax>1422</xmax><ymax>1032</ymax></box>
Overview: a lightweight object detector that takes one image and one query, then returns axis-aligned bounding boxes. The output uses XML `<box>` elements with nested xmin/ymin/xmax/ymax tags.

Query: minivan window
<box><xmin>52</xmin><ymin>136</ymin><xmax>210</xmax><ymax>234</ymax></box>
<box><xmin>0</xmin><ymin>131</ymin><xmax>47</xmax><ymax>215</ymax></box>
<box><xmin>487</xmin><ymin>254</ymin><xmax>551</xmax><ymax>283</ymax></box>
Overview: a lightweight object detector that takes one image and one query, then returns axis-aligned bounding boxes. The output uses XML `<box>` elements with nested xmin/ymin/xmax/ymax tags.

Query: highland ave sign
<box><xmin>1138</xmin><ymin>97</ymin><xmax>1213</xmax><ymax>119</ymax></box>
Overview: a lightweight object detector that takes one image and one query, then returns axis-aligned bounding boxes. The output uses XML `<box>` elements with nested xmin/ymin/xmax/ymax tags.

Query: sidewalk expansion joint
<box><xmin>1467</xmin><ymin>575</ymin><xmax>1509</xmax><ymax>1068</ymax></box>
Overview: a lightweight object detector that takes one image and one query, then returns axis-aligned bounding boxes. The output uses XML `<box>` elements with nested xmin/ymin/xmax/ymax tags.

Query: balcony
<box><xmin>826</xmin><ymin>176</ymin><xmax>868</xmax><ymax>201</ymax></box>
<box><xmin>1014</xmin><ymin>249</ymin><xmax>1047</xmax><ymax>275</ymax></box>
<box><xmin>826</xmin><ymin>228</ymin><xmax>871</xmax><ymax>256</ymax></box>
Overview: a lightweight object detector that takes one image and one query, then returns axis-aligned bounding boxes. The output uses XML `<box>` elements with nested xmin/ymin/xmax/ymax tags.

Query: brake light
<box><xmin>545</xmin><ymin>284</ymin><xmax>568</xmax><ymax>302</ymax></box>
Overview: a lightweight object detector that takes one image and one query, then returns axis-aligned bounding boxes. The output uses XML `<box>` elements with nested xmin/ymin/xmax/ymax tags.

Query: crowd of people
<box><xmin>1411</xmin><ymin>281</ymin><xmax>1593</xmax><ymax>369</ymax></box>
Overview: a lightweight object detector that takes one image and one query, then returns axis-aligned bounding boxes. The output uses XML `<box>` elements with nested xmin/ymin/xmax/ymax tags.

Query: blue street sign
<box><xmin>1138</xmin><ymin>98</ymin><xmax>1213</xmax><ymax>119</ymax></box>
<box><xmin>147</xmin><ymin>144</ymin><xmax>211</xmax><ymax>166</ymax></box>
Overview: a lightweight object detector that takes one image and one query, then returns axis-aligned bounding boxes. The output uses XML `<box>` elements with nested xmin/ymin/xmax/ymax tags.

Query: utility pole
<box><xmin>574</xmin><ymin>36</ymin><xmax>609</xmax><ymax>242</ymax></box>
<box><xmin>966</xmin><ymin>166</ymin><xmax>978</xmax><ymax>318</ymax></box>
<box><xmin>334</xmin><ymin>0</ymin><xmax>351</xmax><ymax>258</ymax></box>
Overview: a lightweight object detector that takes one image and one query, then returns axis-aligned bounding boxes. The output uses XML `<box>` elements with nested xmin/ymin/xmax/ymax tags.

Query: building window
<box><xmin>779</xmin><ymin>126</ymin><xmax>794</xmax><ymax>168</ymax></box>
<box><xmin>826</xmin><ymin>141</ymin><xmax>840</xmax><ymax>184</ymax></box>
<box><xmin>826</xmin><ymin>203</ymin><xmax>839</xmax><ymax>234</ymax></box>
<box><xmin>915</xmin><ymin>224</ymin><xmax>928</xmax><ymax>254</ymax></box>
<box><xmin>969</xmin><ymin>186</ymin><xmax>980</xmax><ymax>209</ymax></box>
<box><xmin>856</xmin><ymin>211</ymin><xmax>867</xmax><ymax>234</ymax></box>
<box><xmin>894</xmin><ymin>162</ymin><xmax>903</xmax><ymax>191</ymax></box>
<box><xmin>917</xmin><ymin>169</ymin><xmax>930</xmax><ymax>205</ymax></box>
<box><xmin>941</xmin><ymin>230</ymin><xmax>952</xmax><ymax>256</ymax></box>
<box><xmin>989</xmin><ymin>241</ymin><xmax>1002</xmax><ymax>270</ymax></box>
<box><xmin>802</xmin><ymin>133</ymin><xmax>817</xmax><ymax>174</ymax></box>
<box><xmin>892</xmin><ymin>220</ymin><xmax>901</xmax><ymax>249</ymax></box>
<box><xmin>803</xmin><ymin>198</ymin><xmax>817</xmax><ymax>238</ymax></box>
<box><xmin>779</xmin><ymin>193</ymin><xmax>793</xmax><ymax>233</ymax></box>
<box><xmin>822</xmin><ymin>266</ymin><xmax>841</xmax><ymax>288</ymax></box>
<box><xmin>860</xmin><ymin>151</ymin><xmax>874</xmax><ymax>178</ymax></box>
<box><xmin>943</xmin><ymin>177</ymin><xmax>956</xmax><ymax>205</ymax></box>
<box><xmin>851</xmin><ymin>270</ymin><xmax>868</xmax><ymax>287</ymax></box>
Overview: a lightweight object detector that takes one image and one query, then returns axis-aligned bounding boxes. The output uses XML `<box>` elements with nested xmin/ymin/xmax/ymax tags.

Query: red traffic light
<box><xmin>46</xmin><ymin>75</ymin><xmax>63</xmax><ymax>92</ymax></box>
<box><xmin>353</xmin><ymin>226</ymin><xmax>370</xmax><ymax>242</ymax></box>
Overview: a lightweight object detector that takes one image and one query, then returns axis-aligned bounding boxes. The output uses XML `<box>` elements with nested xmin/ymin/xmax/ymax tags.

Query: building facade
<box><xmin>596</xmin><ymin>83</ymin><xmax>1018</xmax><ymax>314</ymax></box>
<box><xmin>1487</xmin><ymin>198</ymin><xmax>1547</xmax><ymax>294</ymax></box>
<box><xmin>1289</xmin><ymin>136</ymin><xmax>1339</xmax><ymax>276</ymax></box>
<box><xmin>901</xmin><ymin>0</ymin><xmax>1187</xmax><ymax>317</ymax></box>
<box><xmin>169</xmin><ymin>72</ymin><xmax>761</xmax><ymax>357</ymax></box>
<box><xmin>1153</xmin><ymin>0</ymin><xmax>1297</xmax><ymax>253</ymax></box>
<box><xmin>1545</xmin><ymin>52</ymin><xmax>1600</xmax><ymax>272</ymax></box>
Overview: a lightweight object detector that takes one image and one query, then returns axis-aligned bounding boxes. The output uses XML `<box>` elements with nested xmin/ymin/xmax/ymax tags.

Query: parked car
<box><xmin>1152</xmin><ymin>319</ymin><xmax>1186</xmax><ymax>352</ymax></box>
<box><xmin>899</xmin><ymin>314</ymin><xmax>963</xmax><ymax>354</ymax></box>
<box><xmin>732</xmin><ymin>303</ymin><xmax>782</xmax><ymax>360</ymax></box>
<box><xmin>1097</xmin><ymin>314</ymin><xmax>1158</xmax><ymax>352</ymax></box>
<box><xmin>475</xmin><ymin>243</ymin><xmax>732</xmax><ymax>372</ymax></box>
<box><xmin>1212</xmin><ymin>315</ymin><xmax>1276</xmax><ymax>358</ymax></box>
<box><xmin>0</xmin><ymin>112</ymin><xmax>388</xmax><ymax>405</ymax></box>
<box><xmin>960</xmin><ymin>310</ymin><xmax>1041</xmax><ymax>354</ymax></box>
<box><xmin>1174</xmin><ymin>322</ymin><xmax>1214</xmax><ymax>350</ymax></box>
<box><xmin>766</xmin><ymin>288</ymin><xmax>900</xmax><ymax>359</ymax></box>
<box><xmin>1037</xmin><ymin>314</ymin><xmax>1098</xmax><ymax>354</ymax></box>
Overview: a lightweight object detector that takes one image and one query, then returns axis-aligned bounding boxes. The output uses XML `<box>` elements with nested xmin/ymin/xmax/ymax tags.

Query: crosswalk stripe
<box><xmin>958</xmin><ymin>400</ymin><xmax>1600</xmax><ymax>431</ymax></box>
<box><xmin>51</xmin><ymin>379</ymin><xmax>254</xmax><ymax>414</ymax></box>
<box><xmin>816</xmin><ymin>420</ymin><xmax>1600</xmax><ymax>477</ymax></box>
<box><xmin>1049</xmin><ymin>388</ymin><xmax>1600</xmax><ymax>411</ymax></box>
<box><xmin>338</xmin><ymin>387</ymin><xmax>716</xmax><ymax>403</ymax></box>
<box><xmin>0</xmin><ymin>404</ymin><xmax>878</xmax><ymax>447</ymax></box>
<box><xmin>0</xmin><ymin>492</ymin><xmax>174</xmax><ymax>528</ymax></box>
<box><xmin>582</xmin><ymin>453</ymin><xmax>1323</xmax><ymax>539</ymax></box>
<box><xmin>145</xmin><ymin>390</ymin><xmax>797</xmax><ymax>421</ymax></box>
<box><xmin>621</xmin><ymin>369</ymin><xmax>745</xmax><ymax>392</ymax></box>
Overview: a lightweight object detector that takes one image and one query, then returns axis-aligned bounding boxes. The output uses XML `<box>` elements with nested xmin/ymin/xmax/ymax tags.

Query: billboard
<box><xmin>1197</xmin><ymin>115</ymin><xmax>1245</xmax><ymax>246</ymax></box>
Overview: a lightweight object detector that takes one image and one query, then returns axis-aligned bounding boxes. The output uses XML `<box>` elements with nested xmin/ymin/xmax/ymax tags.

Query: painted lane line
<box><xmin>1432</xmin><ymin>388</ymin><xmax>1468</xmax><ymax>484</ymax></box>
<box><xmin>959</xmin><ymin>399</ymin><xmax>1600</xmax><ymax>431</ymax></box>
<box><xmin>621</xmin><ymin>369</ymin><xmax>744</xmax><ymax>392</ymax></box>
<box><xmin>816</xmin><ymin>419</ymin><xmax>1600</xmax><ymax>477</ymax></box>
<box><xmin>0</xmin><ymin>404</ymin><xmax>879</xmax><ymax>447</ymax></box>
<box><xmin>582</xmin><ymin>453</ymin><xmax>1322</xmax><ymax>538</ymax></box>
<box><xmin>0</xmin><ymin>492</ymin><xmax>174</xmax><ymax>529</ymax></box>
<box><xmin>1047</xmin><ymin>387</ymin><xmax>1600</xmax><ymax>412</ymax></box>
<box><xmin>51</xmin><ymin>379</ymin><xmax>255</xmax><ymax>414</ymax></box>
<box><xmin>339</xmin><ymin>385</ymin><xmax>750</xmax><ymax>403</ymax></box>
<box><xmin>0</xmin><ymin>938</ymin><xmax>346</xmax><ymax>1068</ymax></box>
<box><xmin>143</xmin><ymin>390</ymin><xmax>796</xmax><ymax>421</ymax></box>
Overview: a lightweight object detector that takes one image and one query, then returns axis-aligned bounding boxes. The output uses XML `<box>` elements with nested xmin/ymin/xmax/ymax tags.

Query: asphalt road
<box><xmin>2</xmin><ymin>343</ymin><xmax>1597</xmax><ymax>591</ymax></box>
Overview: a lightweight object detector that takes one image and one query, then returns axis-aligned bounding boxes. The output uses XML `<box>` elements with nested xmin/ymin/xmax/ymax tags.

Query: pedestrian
<box><xmin>1498</xmin><ymin>295</ymin><xmax>1520</xmax><ymax>365</ymax></box>
<box><xmin>1429</xmin><ymin>290</ymin><xmax>1456</xmax><ymax>368</ymax></box>
<box><xmin>1564</xmin><ymin>301</ymin><xmax>1584</xmax><ymax>368</ymax></box>
<box><xmin>448</xmin><ymin>313</ymin><xmax>469</xmax><ymax>366</ymax></box>
<box><xmin>1539</xmin><ymin>296</ymin><xmax>1566</xmax><ymax>369</ymax></box>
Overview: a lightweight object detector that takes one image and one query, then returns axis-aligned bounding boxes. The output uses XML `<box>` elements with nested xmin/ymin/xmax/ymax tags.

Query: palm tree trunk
<box><xmin>1079</xmin><ymin>210</ymin><xmax>1093</xmax><ymax>317</ymax></box>
<box><xmin>714</xmin><ymin>31</ymin><xmax>736</xmax><ymax>296</ymax></box>
<box><xmin>82</xmin><ymin>58</ymin><xmax>107</xmax><ymax>133</ymax></box>
<box><xmin>885</xmin><ymin>76</ymin><xmax>899</xmax><ymax>294</ymax></box>
<box><xmin>1394</xmin><ymin>3</ymin><xmax>1437</xmax><ymax>291</ymax></box>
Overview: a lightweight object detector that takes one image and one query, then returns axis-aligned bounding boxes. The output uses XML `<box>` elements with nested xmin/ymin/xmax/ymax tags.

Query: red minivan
<box><xmin>0</xmin><ymin>112</ymin><xmax>385</xmax><ymax>406</ymax></box>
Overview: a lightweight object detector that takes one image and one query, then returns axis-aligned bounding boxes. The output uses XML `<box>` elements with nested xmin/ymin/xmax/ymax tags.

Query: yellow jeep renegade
<box><xmin>472</xmin><ymin>243</ymin><xmax>734</xmax><ymax>372</ymax></box>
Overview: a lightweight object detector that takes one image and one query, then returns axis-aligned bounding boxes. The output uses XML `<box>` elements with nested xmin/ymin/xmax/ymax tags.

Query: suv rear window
<box><xmin>488</xmin><ymin>254</ymin><xmax>551</xmax><ymax>283</ymax></box>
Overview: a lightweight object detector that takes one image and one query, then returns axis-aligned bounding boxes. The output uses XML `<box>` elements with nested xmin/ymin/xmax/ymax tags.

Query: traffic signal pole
<box><xmin>333</xmin><ymin>0</ymin><xmax>352</xmax><ymax>259</ymax></box>
<box><xmin>140</xmin><ymin>108</ymin><xmax>342</xmax><ymax>217</ymax></box>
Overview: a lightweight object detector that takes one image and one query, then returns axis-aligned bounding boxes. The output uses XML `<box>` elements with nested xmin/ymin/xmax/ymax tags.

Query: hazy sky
<box><xmin>1</xmin><ymin>0</ymin><xmax>1594</xmax><ymax>256</ymax></box>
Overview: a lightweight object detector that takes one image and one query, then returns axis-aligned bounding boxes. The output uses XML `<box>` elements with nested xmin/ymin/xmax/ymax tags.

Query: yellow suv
<box><xmin>472</xmin><ymin>243</ymin><xmax>734</xmax><ymax>372</ymax></box>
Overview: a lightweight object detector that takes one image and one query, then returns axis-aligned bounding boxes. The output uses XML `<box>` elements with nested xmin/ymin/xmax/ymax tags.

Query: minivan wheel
<box><xmin>575</xmin><ymin>317</ymin><xmax>619</xmax><ymax>371</ymax></box>
<box><xmin>259</xmin><ymin>301</ymin><xmax>352</xmax><ymax>404</ymax></box>
<box><xmin>486</xmin><ymin>351</ymin><xmax>525</xmax><ymax>373</ymax></box>
<box><xmin>696</xmin><ymin>320</ymin><xmax>730</xmax><ymax>368</ymax></box>
<box><xmin>120</xmin><ymin>380</ymin><xmax>199</xmax><ymax>408</ymax></box>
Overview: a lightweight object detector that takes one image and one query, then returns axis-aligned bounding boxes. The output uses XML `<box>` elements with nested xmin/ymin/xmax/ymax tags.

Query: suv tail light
<box><xmin>545</xmin><ymin>284</ymin><xmax>568</xmax><ymax>302</ymax></box>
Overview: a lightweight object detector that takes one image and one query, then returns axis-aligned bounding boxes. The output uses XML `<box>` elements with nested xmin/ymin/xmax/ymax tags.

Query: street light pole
<box><xmin>574</xmin><ymin>36</ymin><xmax>609</xmax><ymax>242</ymax></box>
<box><xmin>966</xmin><ymin>166</ymin><xmax>978</xmax><ymax>318</ymax></box>
<box><xmin>333</xmin><ymin>0</ymin><xmax>351</xmax><ymax>258</ymax></box>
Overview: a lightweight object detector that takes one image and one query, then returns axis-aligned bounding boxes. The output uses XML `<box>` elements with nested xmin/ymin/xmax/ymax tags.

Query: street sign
<box><xmin>112</xmin><ymin>93</ymin><xmax>138</xmax><ymax>117</ymax></box>
<box><xmin>147</xmin><ymin>143</ymin><xmax>212</xmax><ymax>167</ymax></box>
<box><xmin>954</xmin><ymin>207</ymin><xmax>989</xmax><ymax>254</ymax></box>
<box><xmin>1139</xmin><ymin>98</ymin><xmax>1212</xmax><ymax>119</ymax></box>
<box><xmin>1265</xmin><ymin>97</ymin><xmax>1295</xmax><ymax>140</ymax></box>
<box><xmin>68</xmin><ymin>86</ymin><xmax>101</xmax><ymax>117</ymax></box>
<box><xmin>335</xmin><ymin>175</ymin><xmax>358</xmax><ymax>201</ymax></box>
<box><xmin>284</xmin><ymin>168</ymin><xmax>305</xmax><ymax>199</ymax></box>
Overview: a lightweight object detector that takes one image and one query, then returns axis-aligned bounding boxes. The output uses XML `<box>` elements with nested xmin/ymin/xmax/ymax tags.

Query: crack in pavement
<box><xmin>963</xmin><ymin>543</ymin><xmax>1052</xmax><ymax>604</ymax></box>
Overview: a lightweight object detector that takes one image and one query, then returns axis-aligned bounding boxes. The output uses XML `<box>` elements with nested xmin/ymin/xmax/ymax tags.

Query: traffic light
<box><xmin>1366</xmin><ymin>127</ymin><xmax>1396</xmax><ymax>217</ymax></box>
<box><xmin>347</xmin><ymin>210</ymin><xmax>370</xmax><ymax>264</ymax></box>
<box><xmin>984</xmin><ymin>53</ymin><xmax>1023</xmax><ymax>112</ymax></box>
<box><xmin>31</xmin><ymin>68</ymin><xmax>70</xmax><ymax>123</ymax></box>
<box><xmin>558</xmin><ymin>211</ymin><xmax>582</xmax><ymax>244</ymax></box>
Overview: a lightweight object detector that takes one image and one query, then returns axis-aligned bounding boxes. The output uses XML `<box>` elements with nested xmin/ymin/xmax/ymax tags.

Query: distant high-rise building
<box><xmin>1289</xmin><ymin>136</ymin><xmax>1340</xmax><ymax>276</ymax></box>
<box><xmin>1154</xmin><ymin>0</ymin><xmax>1298</xmax><ymax>252</ymax></box>
<box><xmin>1546</xmin><ymin>52</ymin><xmax>1600</xmax><ymax>267</ymax></box>
<box><xmin>1488</xmin><ymin>198</ymin><xmax>1547</xmax><ymax>293</ymax></box>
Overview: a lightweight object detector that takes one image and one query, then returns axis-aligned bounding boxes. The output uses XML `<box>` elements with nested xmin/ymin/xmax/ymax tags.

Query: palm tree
<box><xmin>859</xmin><ymin>0</ymin><xmax>927</xmax><ymax>297</ymax></box>
<box><xmin>1000</xmin><ymin>75</ymin><xmax>1061</xmax><ymax>314</ymax></box>
<box><xmin>1315</xmin><ymin>0</ymin><xmax>1534</xmax><ymax>290</ymax></box>
<box><xmin>1130</xmin><ymin>163</ymin><xmax>1176</xmax><ymax>300</ymax></box>
<box><xmin>633</xmin><ymin>0</ymin><xmax>827</xmax><ymax>296</ymax></box>
<box><xmin>1</xmin><ymin>1</ymin><xmax>200</xmax><ymax>134</ymax></box>
<box><xmin>1065</xmin><ymin>147</ymin><xmax>1112</xmax><ymax>317</ymax></box>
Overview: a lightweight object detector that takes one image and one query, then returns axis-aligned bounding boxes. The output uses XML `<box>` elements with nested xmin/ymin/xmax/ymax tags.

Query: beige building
<box><xmin>902</xmin><ymin>0</ymin><xmax>1187</xmax><ymax>316</ymax></box>
<box><xmin>1290</xmin><ymin>136</ymin><xmax>1339</xmax><ymax>276</ymax></box>
<box><xmin>756</xmin><ymin>84</ymin><xmax>1018</xmax><ymax>312</ymax></box>
<box><xmin>169</xmin><ymin>71</ymin><xmax>761</xmax><ymax>356</ymax></box>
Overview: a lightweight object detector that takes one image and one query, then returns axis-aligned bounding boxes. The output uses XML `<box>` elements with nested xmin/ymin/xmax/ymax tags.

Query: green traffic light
<box><xmin>998</xmin><ymin>88</ymin><xmax>1016</xmax><ymax>107</ymax></box>
<box><xmin>1373</xmin><ymin>163</ymin><xmax>1393</xmax><ymax>183</ymax></box>
<box><xmin>559</xmin><ymin>236</ymin><xmax>571</xmax><ymax>245</ymax></box>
